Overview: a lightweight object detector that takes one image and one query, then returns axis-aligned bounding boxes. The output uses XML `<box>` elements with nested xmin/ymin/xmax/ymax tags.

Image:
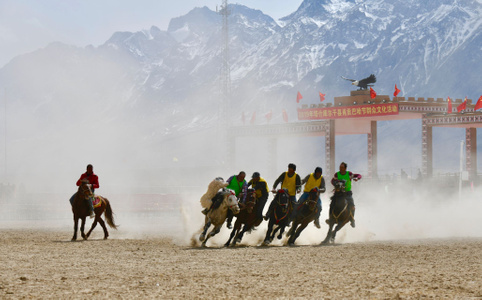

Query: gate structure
<box><xmin>230</xmin><ymin>90</ymin><xmax>481</xmax><ymax>181</ymax></box>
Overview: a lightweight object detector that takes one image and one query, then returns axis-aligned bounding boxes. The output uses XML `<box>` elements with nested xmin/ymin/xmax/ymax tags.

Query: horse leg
<box><xmin>199</xmin><ymin>220</ymin><xmax>211</xmax><ymax>242</ymax></box>
<box><xmin>72</xmin><ymin>217</ymin><xmax>79</xmax><ymax>241</ymax></box>
<box><xmin>321</xmin><ymin>223</ymin><xmax>334</xmax><ymax>244</ymax></box>
<box><xmin>225</xmin><ymin>224</ymin><xmax>239</xmax><ymax>247</ymax></box>
<box><xmin>80</xmin><ymin>217</ymin><xmax>87</xmax><ymax>240</ymax></box>
<box><xmin>331</xmin><ymin>221</ymin><xmax>348</xmax><ymax>243</ymax></box>
<box><xmin>85</xmin><ymin>218</ymin><xmax>97</xmax><ymax>240</ymax></box>
<box><xmin>277</xmin><ymin>226</ymin><xmax>286</xmax><ymax>240</ymax></box>
<box><xmin>263</xmin><ymin>222</ymin><xmax>274</xmax><ymax>245</ymax></box>
<box><xmin>97</xmin><ymin>217</ymin><xmax>109</xmax><ymax>240</ymax></box>
<box><xmin>290</xmin><ymin>222</ymin><xmax>308</xmax><ymax>246</ymax></box>
<box><xmin>202</xmin><ymin>224</ymin><xmax>221</xmax><ymax>247</ymax></box>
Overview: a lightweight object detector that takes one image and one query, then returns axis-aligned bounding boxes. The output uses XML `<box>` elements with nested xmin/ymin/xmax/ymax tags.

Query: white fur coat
<box><xmin>200</xmin><ymin>177</ymin><xmax>229</xmax><ymax>209</ymax></box>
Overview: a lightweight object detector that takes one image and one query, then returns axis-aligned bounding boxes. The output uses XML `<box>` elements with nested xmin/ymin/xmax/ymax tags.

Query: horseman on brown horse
<box><xmin>70</xmin><ymin>165</ymin><xmax>117</xmax><ymax>241</ymax></box>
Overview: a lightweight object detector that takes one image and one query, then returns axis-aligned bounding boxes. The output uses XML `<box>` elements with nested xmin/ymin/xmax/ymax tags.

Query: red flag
<box><xmin>282</xmin><ymin>109</ymin><xmax>288</xmax><ymax>123</ymax></box>
<box><xmin>265</xmin><ymin>110</ymin><xmax>272</xmax><ymax>122</ymax></box>
<box><xmin>474</xmin><ymin>95</ymin><xmax>482</xmax><ymax>111</ymax></box>
<box><xmin>447</xmin><ymin>97</ymin><xmax>452</xmax><ymax>114</ymax></box>
<box><xmin>370</xmin><ymin>87</ymin><xmax>376</xmax><ymax>99</ymax></box>
<box><xmin>250</xmin><ymin>112</ymin><xmax>256</xmax><ymax>125</ymax></box>
<box><xmin>319</xmin><ymin>92</ymin><xmax>326</xmax><ymax>102</ymax></box>
<box><xmin>296</xmin><ymin>91</ymin><xmax>303</xmax><ymax>103</ymax></box>
<box><xmin>242</xmin><ymin>112</ymin><xmax>246</xmax><ymax>125</ymax></box>
<box><xmin>394</xmin><ymin>84</ymin><xmax>401</xmax><ymax>97</ymax></box>
<box><xmin>457</xmin><ymin>97</ymin><xmax>467</xmax><ymax>112</ymax></box>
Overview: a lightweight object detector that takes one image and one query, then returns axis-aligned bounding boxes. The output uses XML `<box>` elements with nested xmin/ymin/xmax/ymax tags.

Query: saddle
<box><xmin>88</xmin><ymin>196</ymin><xmax>103</xmax><ymax>208</ymax></box>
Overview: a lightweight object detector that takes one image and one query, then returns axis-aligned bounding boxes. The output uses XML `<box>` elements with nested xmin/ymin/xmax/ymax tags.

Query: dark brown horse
<box><xmin>224</xmin><ymin>188</ymin><xmax>261</xmax><ymax>247</ymax></box>
<box><xmin>71</xmin><ymin>180</ymin><xmax>118</xmax><ymax>241</ymax></box>
<box><xmin>321</xmin><ymin>180</ymin><xmax>350</xmax><ymax>244</ymax></box>
<box><xmin>287</xmin><ymin>187</ymin><xmax>320</xmax><ymax>246</ymax></box>
<box><xmin>262</xmin><ymin>189</ymin><xmax>291</xmax><ymax>245</ymax></box>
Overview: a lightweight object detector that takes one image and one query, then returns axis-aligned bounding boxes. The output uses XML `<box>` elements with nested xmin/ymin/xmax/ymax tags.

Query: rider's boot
<box><xmin>226</xmin><ymin>211</ymin><xmax>233</xmax><ymax>229</ymax></box>
<box><xmin>201</xmin><ymin>208</ymin><xmax>209</xmax><ymax>215</ymax></box>
<box><xmin>314</xmin><ymin>218</ymin><xmax>321</xmax><ymax>229</ymax></box>
<box><xmin>349</xmin><ymin>206</ymin><xmax>356</xmax><ymax>228</ymax></box>
<box><xmin>89</xmin><ymin>197</ymin><xmax>95</xmax><ymax>218</ymax></box>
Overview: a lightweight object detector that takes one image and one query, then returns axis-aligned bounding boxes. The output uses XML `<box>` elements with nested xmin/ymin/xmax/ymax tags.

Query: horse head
<box><xmin>306</xmin><ymin>187</ymin><xmax>319</xmax><ymax>211</ymax></box>
<box><xmin>224</xmin><ymin>189</ymin><xmax>240</xmax><ymax>215</ymax></box>
<box><xmin>333</xmin><ymin>180</ymin><xmax>346</xmax><ymax>193</ymax></box>
<box><xmin>78</xmin><ymin>179</ymin><xmax>93</xmax><ymax>199</ymax></box>
<box><xmin>242</xmin><ymin>188</ymin><xmax>257</xmax><ymax>214</ymax></box>
<box><xmin>275</xmin><ymin>189</ymin><xmax>290</xmax><ymax>213</ymax></box>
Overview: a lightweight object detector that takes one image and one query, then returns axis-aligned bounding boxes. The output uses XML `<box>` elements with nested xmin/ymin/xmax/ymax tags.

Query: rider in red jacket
<box><xmin>75</xmin><ymin>164</ymin><xmax>99</xmax><ymax>218</ymax></box>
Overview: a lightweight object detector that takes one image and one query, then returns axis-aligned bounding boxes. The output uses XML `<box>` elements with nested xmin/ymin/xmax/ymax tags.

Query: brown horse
<box><xmin>287</xmin><ymin>187</ymin><xmax>320</xmax><ymax>246</ymax></box>
<box><xmin>71</xmin><ymin>180</ymin><xmax>118</xmax><ymax>241</ymax></box>
<box><xmin>224</xmin><ymin>188</ymin><xmax>261</xmax><ymax>247</ymax></box>
<box><xmin>262</xmin><ymin>189</ymin><xmax>291</xmax><ymax>245</ymax></box>
<box><xmin>321</xmin><ymin>180</ymin><xmax>350</xmax><ymax>244</ymax></box>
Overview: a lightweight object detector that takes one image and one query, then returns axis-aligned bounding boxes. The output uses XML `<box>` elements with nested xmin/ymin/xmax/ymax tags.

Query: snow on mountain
<box><xmin>0</xmin><ymin>0</ymin><xmax>480</xmax><ymax>176</ymax></box>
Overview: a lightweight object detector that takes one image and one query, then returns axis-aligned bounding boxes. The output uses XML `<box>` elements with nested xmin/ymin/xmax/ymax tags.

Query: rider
<box><xmin>246</xmin><ymin>172</ymin><xmax>269</xmax><ymax>223</ymax></box>
<box><xmin>265</xmin><ymin>163</ymin><xmax>301</xmax><ymax>222</ymax></box>
<box><xmin>225</xmin><ymin>171</ymin><xmax>247</xmax><ymax>229</ymax></box>
<box><xmin>330</xmin><ymin>162</ymin><xmax>361</xmax><ymax>228</ymax></box>
<box><xmin>297</xmin><ymin>167</ymin><xmax>326</xmax><ymax>228</ymax></box>
<box><xmin>76</xmin><ymin>164</ymin><xmax>100</xmax><ymax>218</ymax></box>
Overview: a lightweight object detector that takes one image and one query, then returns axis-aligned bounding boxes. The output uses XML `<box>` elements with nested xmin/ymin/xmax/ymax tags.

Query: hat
<box><xmin>288</xmin><ymin>163</ymin><xmax>296</xmax><ymax>171</ymax></box>
<box><xmin>252</xmin><ymin>172</ymin><xmax>260</xmax><ymax>179</ymax></box>
<box><xmin>314</xmin><ymin>167</ymin><xmax>322</xmax><ymax>174</ymax></box>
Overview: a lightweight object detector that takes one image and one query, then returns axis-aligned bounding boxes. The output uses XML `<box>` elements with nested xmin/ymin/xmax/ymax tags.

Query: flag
<box><xmin>250</xmin><ymin>112</ymin><xmax>256</xmax><ymax>125</ymax></box>
<box><xmin>282</xmin><ymin>109</ymin><xmax>288</xmax><ymax>123</ymax></box>
<box><xmin>447</xmin><ymin>97</ymin><xmax>452</xmax><ymax>114</ymax></box>
<box><xmin>394</xmin><ymin>84</ymin><xmax>401</xmax><ymax>97</ymax></box>
<box><xmin>370</xmin><ymin>87</ymin><xmax>376</xmax><ymax>99</ymax></box>
<box><xmin>474</xmin><ymin>95</ymin><xmax>482</xmax><ymax>111</ymax></box>
<box><xmin>457</xmin><ymin>97</ymin><xmax>467</xmax><ymax>112</ymax></box>
<box><xmin>296</xmin><ymin>91</ymin><xmax>303</xmax><ymax>103</ymax></box>
<box><xmin>319</xmin><ymin>92</ymin><xmax>326</xmax><ymax>102</ymax></box>
<box><xmin>265</xmin><ymin>110</ymin><xmax>272</xmax><ymax>122</ymax></box>
<box><xmin>242</xmin><ymin>112</ymin><xmax>246</xmax><ymax>125</ymax></box>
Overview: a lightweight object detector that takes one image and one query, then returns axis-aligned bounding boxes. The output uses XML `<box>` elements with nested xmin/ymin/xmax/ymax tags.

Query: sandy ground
<box><xmin>0</xmin><ymin>228</ymin><xmax>481</xmax><ymax>299</ymax></box>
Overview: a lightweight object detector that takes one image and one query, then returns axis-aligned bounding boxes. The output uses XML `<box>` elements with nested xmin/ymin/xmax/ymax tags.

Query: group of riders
<box><xmin>203</xmin><ymin>162</ymin><xmax>362</xmax><ymax>230</ymax></box>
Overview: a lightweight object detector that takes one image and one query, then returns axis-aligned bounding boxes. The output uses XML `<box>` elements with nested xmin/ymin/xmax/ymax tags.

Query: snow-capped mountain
<box><xmin>0</xmin><ymin>0</ymin><xmax>480</xmax><ymax>179</ymax></box>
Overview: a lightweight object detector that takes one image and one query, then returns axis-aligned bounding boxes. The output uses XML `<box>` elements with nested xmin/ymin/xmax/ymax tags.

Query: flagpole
<box><xmin>459</xmin><ymin>140</ymin><xmax>464</xmax><ymax>201</ymax></box>
<box><xmin>4</xmin><ymin>88</ymin><xmax>6</xmax><ymax>182</ymax></box>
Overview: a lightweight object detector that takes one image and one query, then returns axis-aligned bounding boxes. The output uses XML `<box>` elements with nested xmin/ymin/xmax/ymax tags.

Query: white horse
<box><xmin>200</xmin><ymin>177</ymin><xmax>229</xmax><ymax>209</ymax></box>
<box><xmin>199</xmin><ymin>189</ymin><xmax>240</xmax><ymax>247</ymax></box>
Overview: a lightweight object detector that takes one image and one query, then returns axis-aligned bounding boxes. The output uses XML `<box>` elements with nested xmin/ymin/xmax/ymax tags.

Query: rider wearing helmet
<box><xmin>297</xmin><ymin>167</ymin><xmax>325</xmax><ymax>228</ymax></box>
<box><xmin>247</xmin><ymin>172</ymin><xmax>269</xmax><ymax>223</ymax></box>
<box><xmin>330</xmin><ymin>162</ymin><xmax>361</xmax><ymax>228</ymax></box>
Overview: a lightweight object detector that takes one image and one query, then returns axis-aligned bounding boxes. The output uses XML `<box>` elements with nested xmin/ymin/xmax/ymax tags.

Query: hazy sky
<box><xmin>0</xmin><ymin>0</ymin><xmax>303</xmax><ymax>67</ymax></box>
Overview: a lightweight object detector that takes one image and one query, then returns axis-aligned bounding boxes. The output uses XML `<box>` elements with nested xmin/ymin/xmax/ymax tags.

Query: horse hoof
<box><xmin>288</xmin><ymin>242</ymin><xmax>294</xmax><ymax>246</ymax></box>
<box><xmin>235</xmin><ymin>238</ymin><xmax>241</xmax><ymax>244</ymax></box>
<box><xmin>262</xmin><ymin>240</ymin><xmax>270</xmax><ymax>246</ymax></box>
<box><xmin>277</xmin><ymin>234</ymin><xmax>282</xmax><ymax>240</ymax></box>
<box><xmin>199</xmin><ymin>234</ymin><xmax>205</xmax><ymax>242</ymax></box>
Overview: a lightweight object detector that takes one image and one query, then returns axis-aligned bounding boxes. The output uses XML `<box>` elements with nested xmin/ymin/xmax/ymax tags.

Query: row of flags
<box><xmin>296</xmin><ymin>85</ymin><xmax>482</xmax><ymax>113</ymax></box>
<box><xmin>242</xmin><ymin>109</ymin><xmax>289</xmax><ymax>125</ymax></box>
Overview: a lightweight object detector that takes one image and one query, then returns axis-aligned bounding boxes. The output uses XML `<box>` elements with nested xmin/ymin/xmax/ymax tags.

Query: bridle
<box><xmin>274</xmin><ymin>190</ymin><xmax>290</xmax><ymax>223</ymax></box>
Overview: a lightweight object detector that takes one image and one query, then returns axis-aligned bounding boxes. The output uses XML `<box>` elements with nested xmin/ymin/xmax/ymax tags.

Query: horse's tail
<box><xmin>103</xmin><ymin>198</ymin><xmax>118</xmax><ymax>229</ymax></box>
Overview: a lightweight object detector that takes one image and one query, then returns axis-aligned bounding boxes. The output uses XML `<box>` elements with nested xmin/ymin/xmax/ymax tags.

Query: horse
<box><xmin>287</xmin><ymin>187</ymin><xmax>320</xmax><ymax>246</ymax></box>
<box><xmin>262</xmin><ymin>189</ymin><xmax>291</xmax><ymax>245</ymax></box>
<box><xmin>321</xmin><ymin>180</ymin><xmax>350</xmax><ymax>244</ymax></box>
<box><xmin>71</xmin><ymin>180</ymin><xmax>118</xmax><ymax>241</ymax></box>
<box><xmin>199</xmin><ymin>189</ymin><xmax>240</xmax><ymax>247</ymax></box>
<box><xmin>224</xmin><ymin>188</ymin><xmax>261</xmax><ymax>247</ymax></box>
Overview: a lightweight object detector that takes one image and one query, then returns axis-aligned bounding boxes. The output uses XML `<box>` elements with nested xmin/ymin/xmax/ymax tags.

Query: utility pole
<box><xmin>217</xmin><ymin>0</ymin><xmax>231</xmax><ymax>165</ymax></box>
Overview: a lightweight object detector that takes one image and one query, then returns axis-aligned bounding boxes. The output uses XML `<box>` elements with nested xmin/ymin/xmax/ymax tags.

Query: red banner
<box><xmin>297</xmin><ymin>103</ymin><xmax>399</xmax><ymax>120</ymax></box>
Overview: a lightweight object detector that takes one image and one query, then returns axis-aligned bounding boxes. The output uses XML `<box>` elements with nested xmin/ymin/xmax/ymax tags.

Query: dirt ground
<box><xmin>0</xmin><ymin>229</ymin><xmax>480</xmax><ymax>299</ymax></box>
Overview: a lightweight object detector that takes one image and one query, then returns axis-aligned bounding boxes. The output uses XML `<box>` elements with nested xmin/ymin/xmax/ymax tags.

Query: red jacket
<box><xmin>76</xmin><ymin>172</ymin><xmax>99</xmax><ymax>190</ymax></box>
